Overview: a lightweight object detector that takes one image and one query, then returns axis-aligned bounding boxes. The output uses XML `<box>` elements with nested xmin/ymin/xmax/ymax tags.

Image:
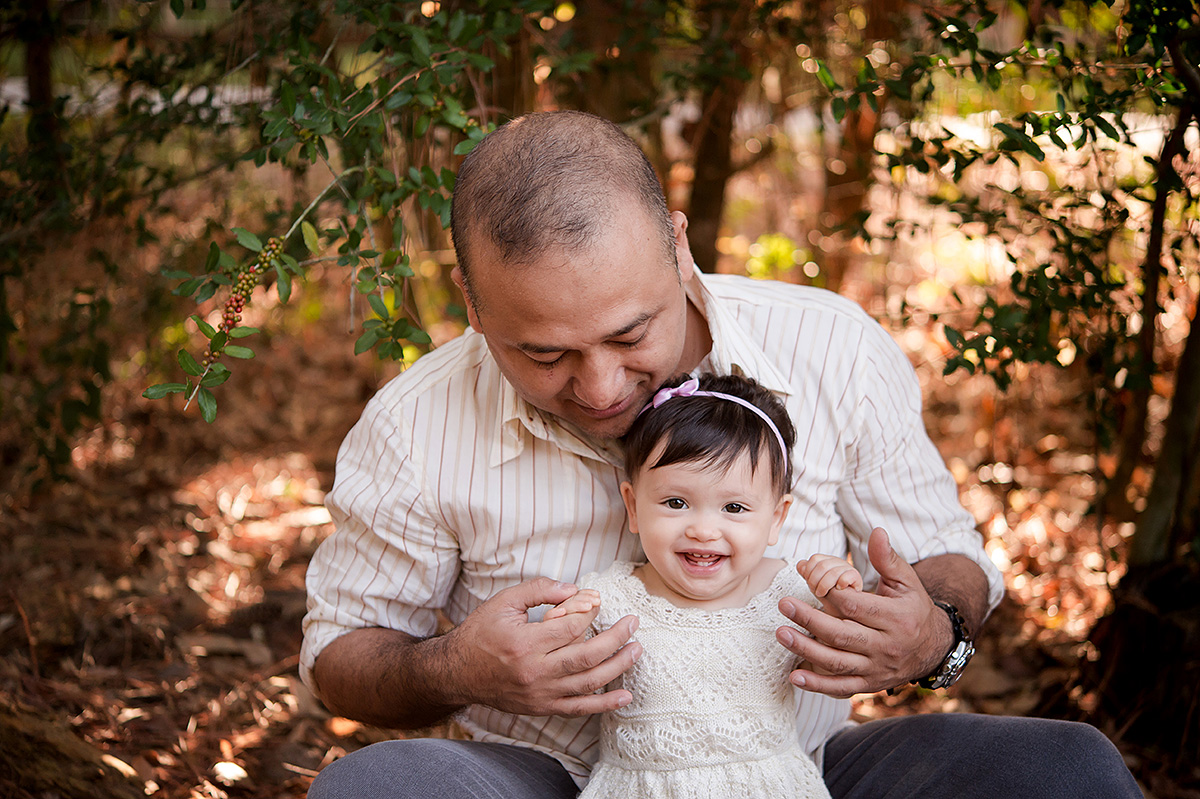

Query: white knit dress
<box><xmin>577</xmin><ymin>561</ymin><xmax>832</xmax><ymax>799</ymax></box>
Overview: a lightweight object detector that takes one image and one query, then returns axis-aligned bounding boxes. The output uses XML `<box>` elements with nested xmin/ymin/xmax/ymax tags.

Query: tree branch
<box><xmin>1104</xmin><ymin>103</ymin><xmax>1194</xmax><ymax>524</ymax></box>
<box><xmin>1168</xmin><ymin>38</ymin><xmax>1200</xmax><ymax>102</ymax></box>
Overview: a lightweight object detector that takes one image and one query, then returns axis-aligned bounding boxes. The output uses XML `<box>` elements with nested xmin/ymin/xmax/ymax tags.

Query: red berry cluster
<box><xmin>202</xmin><ymin>237</ymin><xmax>282</xmax><ymax>368</ymax></box>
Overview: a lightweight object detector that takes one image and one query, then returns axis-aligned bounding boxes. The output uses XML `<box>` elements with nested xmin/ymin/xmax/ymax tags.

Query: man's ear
<box><xmin>450</xmin><ymin>266</ymin><xmax>482</xmax><ymax>330</ymax></box>
<box><xmin>620</xmin><ymin>481</ymin><xmax>640</xmax><ymax>535</ymax></box>
<box><xmin>670</xmin><ymin>211</ymin><xmax>696</xmax><ymax>282</ymax></box>
<box><xmin>767</xmin><ymin>494</ymin><xmax>793</xmax><ymax>547</ymax></box>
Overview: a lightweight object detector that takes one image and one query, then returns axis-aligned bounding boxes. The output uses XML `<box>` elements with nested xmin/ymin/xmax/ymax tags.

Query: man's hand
<box><xmin>440</xmin><ymin>577</ymin><xmax>641</xmax><ymax>717</ymax></box>
<box><xmin>776</xmin><ymin>528</ymin><xmax>986</xmax><ymax>698</ymax></box>
<box><xmin>313</xmin><ymin>577</ymin><xmax>641</xmax><ymax>728</ymax></box>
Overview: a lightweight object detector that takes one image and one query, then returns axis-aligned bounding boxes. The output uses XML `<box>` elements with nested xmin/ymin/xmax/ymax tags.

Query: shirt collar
<box><xmin>490</xmin><ymin>271</ymin><xmax>791</xmax><ymax>468</ymax></box>
<box><xmin>493</xmin><ymin>382</ymin><xmax>621</xmax><ymax>468</ymax></box>
<box><xmin>685</xmin><ymin>272</ymin><xmax>792</xmax><ymax>396</ymax></box>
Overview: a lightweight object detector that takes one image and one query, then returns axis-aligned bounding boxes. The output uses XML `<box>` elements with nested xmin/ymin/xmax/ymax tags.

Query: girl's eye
<box><xmin>724</xmin><ymin>503</ymin><xmax>747</xmax><ymax>514</ymax></box>
<box><xmin>664</xmin><ymin>498</ymin><xmax>687</xmax><ymax>510</ymax></box>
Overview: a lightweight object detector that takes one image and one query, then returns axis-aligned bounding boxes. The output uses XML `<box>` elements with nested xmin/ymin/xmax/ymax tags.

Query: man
<box><xmin>303</xmin><ymin>111</ymin><xmax>1139</xmax><ymax>798</ymax></box>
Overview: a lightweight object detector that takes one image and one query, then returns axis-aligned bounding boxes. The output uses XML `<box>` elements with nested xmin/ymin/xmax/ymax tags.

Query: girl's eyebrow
<box><xmin>516</xmin><ymin>311</ymin><xmax>657</xmax><ymax>354</ymax></box>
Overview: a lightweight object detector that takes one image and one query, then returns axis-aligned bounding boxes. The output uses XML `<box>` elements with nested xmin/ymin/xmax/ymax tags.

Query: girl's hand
<box><xmin>542</xmin><ymin>588</ymin><xmax>601</xmax><ymax>621</ymax></box>
<box><xmin>798</xmin><ymin>554</ymin><xmax>864</xmax><ymax>597</ymax></box>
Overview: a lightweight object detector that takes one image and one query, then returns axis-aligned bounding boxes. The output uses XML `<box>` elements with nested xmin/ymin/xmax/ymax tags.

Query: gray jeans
<box><xmin>307</xmin><ymin>714</ymin><xmax>1142</xmax><ymax>798</ymax></box>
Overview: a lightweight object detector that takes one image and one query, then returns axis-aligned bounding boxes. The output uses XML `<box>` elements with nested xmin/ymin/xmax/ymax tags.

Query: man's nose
<box><xmin>572</xmin><ymin>352</ymin><xmax>627</xmax><ymax>409</ymax></box>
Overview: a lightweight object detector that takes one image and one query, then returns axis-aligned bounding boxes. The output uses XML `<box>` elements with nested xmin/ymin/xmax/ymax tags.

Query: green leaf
<box><xmin>204</xmin><ymin>242</ymin><xmax>221</xmax><ymax>273</ymax></box>
<box><xmin>815</xmin><ymin>60</ymin><xmax>838</xmax><ymax>92</ymax></box>
<box><xmin>233</xmin><ymin>227</ymin><xmax>263</xmax><ymax>252</ymax></box>
<box><xmin>1093</xmin><ymin>114</ymin><xmax>1120</xmax><ymax>141</ymax></box>
<box><xmin>224</xmin><ymin>345</ymin><xmax>255</xmax><ymax>359</ymax></box>
<box><xmin>994</xmin><ymin>122</ymin><xmax>1044</xmax><ymax>160</ymax></box>
<box><xmin>201</xmin><ymin>368</ymin><xmax>232</xmax><ymax>387</ymax></box>
<box><xmin>142</xmin><ymin>382</ymin><xmax>187</xmax><ymax>399</ymax></box>
<box><xmin>178</xmin><ymin>349</ymin><xmax>203</xmax><ymax>376</ymax></box>
<box><xmin>407</xmin><ymin>327</ymin><xmax>433</xmax><ymax>345</ymax></box>
<box><xmin>170</xmin><ymin>0</ymin><xmax>184</xmax><ymax>18</ymax></box>
<box><xmin>281</xmin><ymin>82</ymin><xmax>296</xmax><ymax>116</ymax></box>
<box><xmin>302</xmin><ymin>220</ymin><xmax>320</xmax><ymax>254</ymax></box>
<box><xmin>368</xmin><ymin>293</ymin><xmax>389</xmax><ymax>319</ymax></box>
<box><xmin>831</xmin><ymin>96</ymin><xmax>847</xmax><ymax>122</ymax></box>
<box><xmin>190</xmin><ymin>314</ymin><xmax>216</xmax><ymax>338</ymax></box>
<box><xmin>354</xmin><ymin>327</ymin><xmax>383</xmax><ymax>354</ymax></box>
<box><xmin>275</xmin><ymin>261</ymin><xmax>292</xmax><ymax>303</ymax></box>
<box><xmin>197</xmin><ymin>387</ymin><xmax>218</xmax><ymax>423</ymax></box>
<box><xmin>466</xmin><ymin>52</ymin><xmax>493</xmax><ymax>70</ymax></box>
<box><xmin>228</xmin><ymin>326</ymin><xmax>259</xmax><ymax>338</ymax></box>
<box><xmin>209</xmin><ymin>330</ymin><xmax>228</xmax><ymax>351</ymax></box>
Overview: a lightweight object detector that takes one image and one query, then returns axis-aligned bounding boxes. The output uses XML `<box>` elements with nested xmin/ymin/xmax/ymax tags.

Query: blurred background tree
<box><xmin>2</xmin><ymin>0</ymin><xmax>1197</xmax><ymax>790</ymax></box>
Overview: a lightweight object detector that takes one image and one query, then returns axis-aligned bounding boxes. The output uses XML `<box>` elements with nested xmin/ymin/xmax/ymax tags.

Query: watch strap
<box><xmin>914</xmin><ymin>600</ymin><xmax>973</xmax><ymax>690</ymax></box>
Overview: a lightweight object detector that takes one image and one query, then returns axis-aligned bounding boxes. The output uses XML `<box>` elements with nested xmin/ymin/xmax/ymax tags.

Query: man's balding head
<box><xmin>450</xmin><ymin>111</ymin><xmax>675</xmax><ymax>305</ymax></box>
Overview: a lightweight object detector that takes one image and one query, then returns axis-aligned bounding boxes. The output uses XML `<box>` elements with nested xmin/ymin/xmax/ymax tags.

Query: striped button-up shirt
<box><xmin>301</xmin><ymin>272</ymin><xmax>1004</xmax><ymax>784</ymax></box>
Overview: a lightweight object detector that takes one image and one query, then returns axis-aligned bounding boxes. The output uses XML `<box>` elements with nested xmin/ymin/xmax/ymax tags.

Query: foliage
<box><xmin>817</xmin><ymin>1</ymin><xmax>1192</xmax><ymax>384</ymax></box>
<box><xmin>1</xmin><ymin>0</ymin><xmax>263</xmax><ymax>488</ymax></box>
<box><xmin>0</xmin><ymin>0</ymin><xmax>556</xmax><ymax>492</ymax></box>
<box><xmin>142</xmin><ymin>0</ymin><xmax>547</xmax><ymax>417</ymax></box>
<box><xmin>815</xmin><ymin>0</ymin><xmax>1199</xmax><ymax>559</ymax></box>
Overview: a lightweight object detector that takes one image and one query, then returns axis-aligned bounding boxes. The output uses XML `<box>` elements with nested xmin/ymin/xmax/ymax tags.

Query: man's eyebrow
<box><xmin>517</xmin><ymin>311</ymin><xmax>657</xmax><ymax>354</ymax></box>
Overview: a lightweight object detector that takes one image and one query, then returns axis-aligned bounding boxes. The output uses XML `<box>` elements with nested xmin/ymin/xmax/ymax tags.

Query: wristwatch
<box><xmin>915</xmin><ymin>600</ymin><xmax>974</xmax><ymax>690</ymax></box>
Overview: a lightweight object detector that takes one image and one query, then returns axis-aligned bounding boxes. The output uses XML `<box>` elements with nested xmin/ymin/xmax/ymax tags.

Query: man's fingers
<box><xmin>549</xmin><ymin>614</ymin><xmax>639</xmax><ymax>670</ymax></box>
<box><xmin>558</xmin><ymin>635</ymin><xmax>643</xmax><ymax>693</ymax></box>
<box><xmin>500</xmin><ymin>576</ymin><xmax>579</xmax><ymax>613</ymax></box>
<box><xmin>787</xmin><ymin>666</ymin><xmax>868</xmax><ymax>699</ymax></box>
<box><xmin>776</xmin><ymin>619</ymin><xmax>870</xmax><ymax>669</ymax></box>
<box><xmin>552</xmin><ymin>686</ymin><xmax>634</xmax><ymax>717</ymax></box>
<box><xmin>867</xmin><ymin>528</ymin><xmax>920</xmax><ymax>593</ymax></box>
<box><xmin>537</xmin><ymin>601</ymin><xmax>602</xmax><ymax>641</ymax></box>
<box><xmin>780</xmin><ymin>595</ymin><xmax>878</xmax><ymax>649</ymax></box>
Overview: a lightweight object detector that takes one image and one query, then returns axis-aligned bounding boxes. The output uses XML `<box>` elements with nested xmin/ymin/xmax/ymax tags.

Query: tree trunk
<box><xmin>1130</xmin><ymin>297</ymin><xmax>1200</xmax><ymax>567</ymax></box>
<box><xmin>1102</xmin><ymin>104</ymin><xmax>1193</xmax><ymax>527</ymax></box>
<box><xmin>22</xmin><ymin>0</ymin><xmax>61</xmax><ymax>184</ymax></box>
<box><xmin>684</xmin><ymin>1</ymin><xmax>752</xmax><ymax>273</ymax></box>
<box><xmin>1084</xmin><ymin>557</ymin><xmax>1200</xmax><ymax>776</ymax></box>
<box><xmin>817</xmin><ymin>0</ymin><xmax>898</xmax><ymax>292</ymax></box>
<box><xmin>1079</xmin><ymin>190</ymin><xmax>1200</xmax><ymax>784</ymax></box>
<box><xmin>687</xmin><ymin>74</ymin><xmax>745</xmax><ymax>273</ymax></box>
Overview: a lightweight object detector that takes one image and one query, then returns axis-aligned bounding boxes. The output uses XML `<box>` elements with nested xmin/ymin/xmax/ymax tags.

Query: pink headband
<box><xmin>638</xmin><ymin>378</ymin><xmax>789</xmax><ymax>462</ymax></box>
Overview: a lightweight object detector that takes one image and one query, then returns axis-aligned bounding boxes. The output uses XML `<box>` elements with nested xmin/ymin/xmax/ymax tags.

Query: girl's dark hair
<box><xmin>622</xmin><ymin>374</ymin><xmax>796</xmax><ymax>495</ymax></box>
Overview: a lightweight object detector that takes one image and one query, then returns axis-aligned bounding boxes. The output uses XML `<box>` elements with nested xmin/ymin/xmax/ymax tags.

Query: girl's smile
<box><xmin>620</xmin><ymin>447</ymin><xmax>793</xmax><ymax>609</ymax></box>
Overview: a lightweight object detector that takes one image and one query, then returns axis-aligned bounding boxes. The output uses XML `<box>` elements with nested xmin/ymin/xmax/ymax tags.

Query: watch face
<box><xmin>939</xmin><ymin>640</ymin><xmax>975</xmax><ymax>688</ymax></box>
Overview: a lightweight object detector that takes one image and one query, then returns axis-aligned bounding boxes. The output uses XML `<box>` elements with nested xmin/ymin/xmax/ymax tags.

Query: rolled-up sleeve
<box><xmin>835</xmin><ymin>321</ymin><xmax>1004</xmax><ymax>613</ymax></box>
<box><xmin>300</xmin><ymin>392</ymin><xmax>460</xmax><ymax>697</ymax></box>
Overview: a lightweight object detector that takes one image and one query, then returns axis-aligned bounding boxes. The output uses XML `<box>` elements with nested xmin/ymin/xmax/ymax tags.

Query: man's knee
<box><xmin>825</xmin><ymin>714</ymin><xmax>1140</xmax><ymax>799</ymax></box>
<box><xmin>1037</xmin><ymin>719</ymin><xmax>1138</xmax><ymax>793</ymax></box>
<box><xmin>307</xmin><ymin>738</ymin><xmax>578</xmax><ymax>799</ymax></box>
<box><xmin>308</xmin><ymin>739</ymin><xmax>468</xmax><ymax>799</ymax></box>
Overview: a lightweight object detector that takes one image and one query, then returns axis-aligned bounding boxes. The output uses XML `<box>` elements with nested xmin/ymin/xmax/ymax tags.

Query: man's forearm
<box><xmin>912</xmin><ymin>552</ymin><xmax>991</xmax><ymax>647</ymax></box>
<box><xmin>312</xmin><ymin>627</ymin><xmax>469</xmax><ymax>729</ymax></box>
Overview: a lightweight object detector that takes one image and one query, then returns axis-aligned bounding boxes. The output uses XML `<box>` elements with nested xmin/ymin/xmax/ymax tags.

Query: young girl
<box><xmin>546</xmin><ymin>374</ymin><xmax>863</xmax><ymax>799</ymax></box>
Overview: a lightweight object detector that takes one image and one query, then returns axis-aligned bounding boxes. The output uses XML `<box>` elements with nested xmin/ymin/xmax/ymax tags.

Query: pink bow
<box><xmin>650</xmin><ymin>378</ymin><xmax>700</xmax><ymax>409</ymax></box>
